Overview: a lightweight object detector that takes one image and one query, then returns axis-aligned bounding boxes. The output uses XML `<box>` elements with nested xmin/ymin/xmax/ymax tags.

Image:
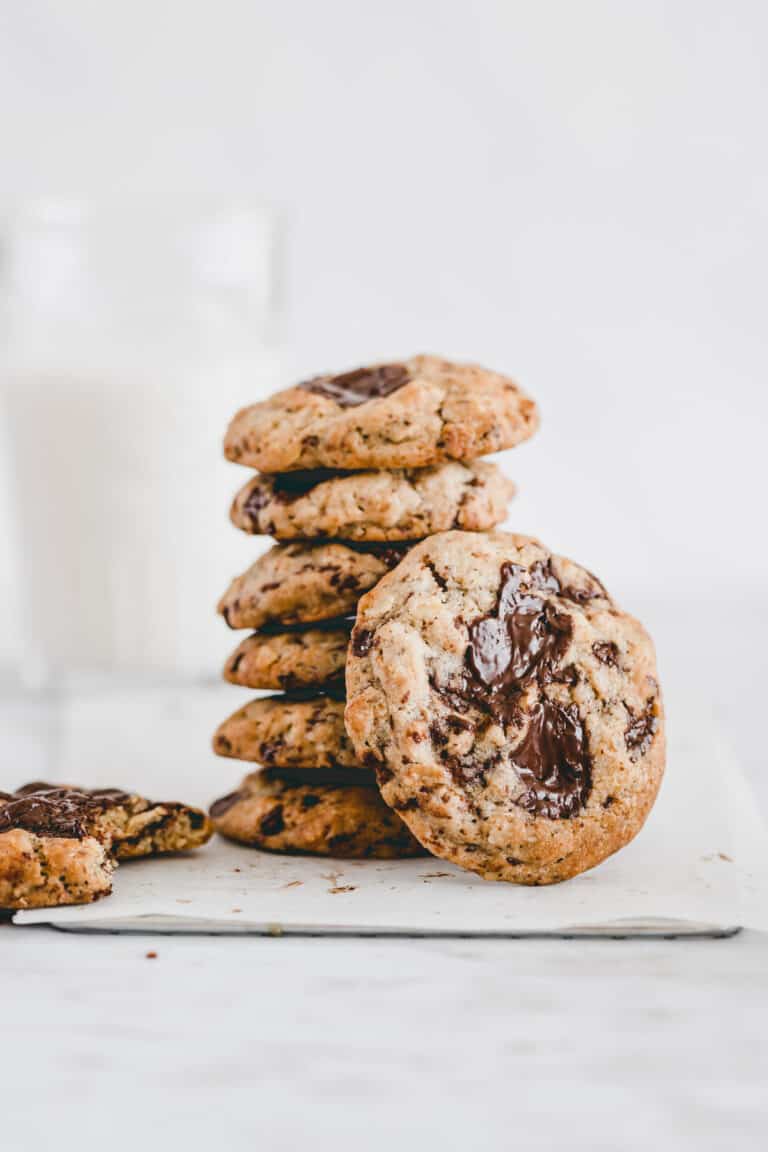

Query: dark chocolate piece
<box><xmin>593</xmin><ymin>641</ymin><xmax>619</xmax><ymax>667</ymax></box>
<box><xmin>512</xmin><ymin>701</ymin><xmax>591</xmax><ymax>819</ymax></box>
<box><xmin>351</xmin><ymin>627</ymin><xmax>374</xmax><ymax>657</ymax></box>
<box><xmin>463</xmin><ymin>561</ymin><xmax>573</xmax><ymax>724</ymax></box>
<box><xmin>259</xmin><ymin>805</ymin><xmax>285</xmax><ymax>837</ymax></box>
<box><xmin>301</xmin><ymin>363</ymin><xmax>410</xmax><ymax>407</ymax></box>
<box><xmin>209</xmin><ymin>790</ymin><xmax>245</xmax><ymax>819</ymax></box>
<box><xmin>0</xmin><ymin>784</ymin><xmax>130</xmax><ymax>840</ymax></box>
<box><xmin>625</xmin><ymin>698</ymin><xmax>659</xmax><ymax>757</ymax></box>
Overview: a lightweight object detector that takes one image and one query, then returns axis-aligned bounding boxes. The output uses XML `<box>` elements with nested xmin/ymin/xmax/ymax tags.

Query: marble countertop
<box><xmin>2</xmin><ymin>923</ymin><xmax>767</xmax><ymax>1151</ymax></box>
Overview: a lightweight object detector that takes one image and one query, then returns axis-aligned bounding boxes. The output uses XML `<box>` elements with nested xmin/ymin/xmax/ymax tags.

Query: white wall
<box><xmin>1</xmin><ymin>1</ymin><xmax>767</xmax><ymax>668</ymax></box>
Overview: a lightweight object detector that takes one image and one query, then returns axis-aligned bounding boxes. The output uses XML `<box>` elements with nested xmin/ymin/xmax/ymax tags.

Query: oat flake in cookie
<box><xmin>223</xmin><ymin>354</ymin><xmax>538</xmax><ymax>472</ymax></box>
<box><xmin>345</xmin><ymin>531</ymin><xmax>665</xmax><ymax>885</ymax></box>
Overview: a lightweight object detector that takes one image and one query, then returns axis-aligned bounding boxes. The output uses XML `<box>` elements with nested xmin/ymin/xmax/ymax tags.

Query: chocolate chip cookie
<box><xmin>213</xmin><ymin>687</ymin><xmax>361</xmax><ymax>770</ymax></box>
<box><xmin>0</xmin><ymin>783</ymin><xmax>213</xmax><ymax>909</ymax></box>
<box><xmin>210</xmin><ymin>770</ymin><xmax>427</xmax><ymax>858</ymax></box>
<box><xmin>218</xmin><ymin>540</ymin><xmax>412</xmax><ymax>630</ymax></box>
<box><xmin>224</xmin><ymin>355</ymin><xmax>538</xmax><ymax>472</ymax></box>
<box><xmin>345</xmin><ymin>531</ymin><xmax>665</xmax><ymax>885</ymax></box>
<box><xmin>230</xmin><ymin>461</ymin><xmax>516</xmax><ymax>542</ymax></box>
<box><xmin>224</xmin><ymin>622</ymin><xmax>352</xmax><ymax>690</ymax></box>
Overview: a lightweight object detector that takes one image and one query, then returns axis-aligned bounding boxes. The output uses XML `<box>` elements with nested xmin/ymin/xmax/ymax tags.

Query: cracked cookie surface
<box><xmin>224</xmin><ymin>623</ymin><xmax>351</xmax><ymax>690</ymax></box>
<box><xmin>213</xmin><ymin>688</ymin><xmax>362</xmax><ymax>770</ymax></box>
<box><xmin>345</xmin><ymin>531</ymin><xmax>665</xmax><ymax>885</ymax></box>
<box><xmin>0</xmin><ymin>783</ymin><xmax>213</xmax><ymax>909</ymax></box>
<box><xmin>230</xmin><ymin>460</ymin><xmax>515</xmax><ymax>542</ymax></box>
<box><xmin>210</xmin><ymin>770</ymin><xmax>427</xmax><ymax>858</ymax></box>
<box><xmin>224</xmin><ymin>355</ymin><xmax>538</xmax><ymax>472</ymax></box>
<box><xmin>218</xmin><ymin>540</ymin><xmax>412</xmax><ymax>630</ymax></box>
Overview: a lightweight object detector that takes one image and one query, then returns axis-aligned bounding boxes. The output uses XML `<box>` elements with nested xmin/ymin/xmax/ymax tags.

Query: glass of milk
<box><xmin>0</xmin><ymin>199</ymin><xmax>282</xmax><ymax>782</ymax></box>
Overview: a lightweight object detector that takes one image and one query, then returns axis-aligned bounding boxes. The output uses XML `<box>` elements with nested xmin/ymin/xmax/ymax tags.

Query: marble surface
<box><xmin>2</xmin><ymin>923</ymin><xmax>767</xmax><ymax>1151</ymax></box>
<box><xmin>1</xmin><ymin>631</ymin><xmax>766</xmax><ymax>1150</ymax></box>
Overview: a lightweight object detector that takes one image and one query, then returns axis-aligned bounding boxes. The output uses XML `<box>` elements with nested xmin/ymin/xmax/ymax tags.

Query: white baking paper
<box><xmin>13</xmin><ymin>700</ymin><xmax>767</xmax><ymax>936</ymax></box>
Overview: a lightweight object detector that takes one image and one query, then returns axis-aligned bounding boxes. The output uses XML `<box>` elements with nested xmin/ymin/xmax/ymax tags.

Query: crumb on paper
<box><xmin>176</xmin><ymin>898</ymin><xmax>192</xmax><ymax>904</ymax></box>
<box><xmin>233</xmin><ymin>867</ymin><xmax>242</xmax><ymax>873</ymax></box>
<box><xmin>282</xmin><ymin>880</ymin><xmax>303</xmax><ymax>889</ymax></box>
<box><xmin>267</xmin><ymin>923</ymin><xmax>283</xmax><ymax>937</ymax></box>
<box><xmin>231</xmin><ymin>907</ymin><xmax>242</xmax><ymax>913</ymax></box>
<box><xmin>145</xmin><ymin>951</ymin><xmax>158</xmax><ymax>960</ymax></box>
<box><xmin>718</xmin><ymin>852</ymin><xmax>734</xmax><ymax>863</ymax></box>
<box><xmin>322</xmin><ymin>871</ymin><xmax>356</xmax><ymax>895</ymax></box>
<box><xmin>421</xmin><ymin>871</ymin><xmax>452</xmax><ymax>880</ymax></box>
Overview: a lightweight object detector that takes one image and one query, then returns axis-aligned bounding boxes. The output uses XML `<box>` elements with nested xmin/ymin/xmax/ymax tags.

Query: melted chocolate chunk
<box><xmin>428</xmin><ymin>559</ymin><xmax>594</xmax><ymax>817</ymax></box>
<box><xmin>301</xmin><ymin>363</ymin><xmax>411</xmax><ymax>407</ymax></box>
<box><xmin>512</xmin><ymin>701</ymin><xmax>591</xmax><ymax>819</ymax></box>
<box><xmin>593</xmin><ymin>641</ymin><xmax>619</xmax><ymax>667</ymax></box>
<box><xmin>625</xmin><ymin>698</ymin><xmax>659</xmax><ymax>757</ymax></box>
<box><xmin>0</xmin><ymin>785</ymin><xmax>129</xmax><ymax>839</ymax></box>
<box><xmin>463</xmin><ymin>561</ymin><xmax>573</xmax><ymax>724</ymax></box>
<box><xmin>209</xmin><ymin>790</ymin><xmax>245</xmax><ymax>819</ymax></box>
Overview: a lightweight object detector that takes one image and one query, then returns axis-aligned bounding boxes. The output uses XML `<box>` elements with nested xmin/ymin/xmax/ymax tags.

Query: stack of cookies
<box><xmin>210</xmin><ymin>355</ymin><xmax>538</xmax><ymax>858</ymax></box>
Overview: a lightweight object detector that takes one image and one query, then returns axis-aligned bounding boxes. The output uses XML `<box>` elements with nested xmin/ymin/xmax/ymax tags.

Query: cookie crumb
<box><xmin>145</xmin><ymin>951</ymin><xmax>158</xmax><ymax>960</ymax></box>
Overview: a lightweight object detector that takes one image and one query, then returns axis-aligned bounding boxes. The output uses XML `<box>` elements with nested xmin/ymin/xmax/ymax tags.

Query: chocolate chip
<box><xmin>259</xmin><ymin>740</ymin><xmax>284</xmax><ymax>764</ymax></box>
<box><xmin>259</xmin><ymin>805</ymin><xmax>285</xmax><ymax>836</ymax></box>
<box><xmin>593</xmin><ymin>641</ymin><xmax>619</xmax><ymax>667</ymax></box>
<box><xmin>392</xmin><ymin>797</ymin><xmax>420</xmax><ymax>811</ymax></box>
<box><xmin>301</xmin><ymin>363</ymin><xmax>410</xmax><ymax>407</ymax></box>
<box><xmin>242</xmin><ymin>484</ymin><xmax>272</xmax><ymax>526</ymax></box>
<box><xmin>351</xmin><ymin>627</ymin><xmax>374</xmax><ymax>657</ymax></box>
<box><xmin>426</xmin><ymin>560</ymin><xmax>448</xmax><ymax>591</ymax></box>
<box><xmin>209</xmin><ymin>790</ymin><xmax>244</xmax><ymax>818</ymax></box>
<box><xmin>625</xmin><ymin>697</ymin><xmax>659</xmax><ymax>758</ymax></box>
<box><xmin>228</xmin><ymin>652</ymin><xmax>245</xmax><ymax>675</ymax></box>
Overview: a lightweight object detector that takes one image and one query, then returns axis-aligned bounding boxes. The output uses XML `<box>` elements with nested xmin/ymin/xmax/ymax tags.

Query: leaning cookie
<box><xmin>224</xmin><ymin>623</ymin><xmax>352</xmax><ymax>690</ymax></box>
<box><xmin>224</xmin><ymin>355</ymin><xmax>538</xmax><ymax>472</ymax></box>
<box><xmin>345</xmin><ymin>531</ymin><xmax>665</xmax><ymax>886</ymax></box>
<box><xmin>0</xmin><ymin>784</ymin><xmax>213</xmax><ymax>909</ymax></box>
<box><xmin>213</xmin><ymin>688</ymin><xmax>361</xmax><ymax>771</ymax></box>
<box><xmin>230</xmin><ymin>461</ymin><xmax>516</xmax><ymax>542</ymax></box>
<box><xmin>218</xmin><ymin>540</ymin><xmax>412</xmax><ymax>630</ymax></box>
<box><xmin>210</xmin><ymin>771</ymin><xmax>427</xmax><ymax>859</ymax></box>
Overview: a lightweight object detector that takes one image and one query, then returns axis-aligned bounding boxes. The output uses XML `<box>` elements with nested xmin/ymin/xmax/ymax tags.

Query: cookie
<box><xmin>345</xmin><ymin>531</ymin><xmax>665</xmax><ymax>886</ymax></box>
<box><xmin>213</xmin><ymin>687</ymin><xmax>361</xmax><ymax>770</ymax></box>
<box><xmin>224</xmin><ymin>623</ymin><xmax>351</xmax><ymax>690</ymax></box>
<box><xmin>230</xmin><ymin>461</ymin><xmax>516</xmax><ymax>542</ymax></box>
<box><xmin>0</xmin><ymin>783</ymin><xmax>213</xmax><ymax>909</ymax></box>
<box><xmin>224</xmin><ymin>355</ymin><xmax>538</xmax><ymax>472</ymax></box>
<box><xmin>218</xmin><ymin>540</ymin><xmax>412</xmax><ymax>630</ymax></box>
<box><xmin>210</xmin><ymin>770</ymin><xmax>427</xmax><ymax>859</ymax></box>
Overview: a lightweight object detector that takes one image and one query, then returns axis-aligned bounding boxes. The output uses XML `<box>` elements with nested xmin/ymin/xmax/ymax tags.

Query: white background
<box><xmin>1</xmin><ymin>2</ymin><xmax>767</xmax><ymax>801</ymax></box>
